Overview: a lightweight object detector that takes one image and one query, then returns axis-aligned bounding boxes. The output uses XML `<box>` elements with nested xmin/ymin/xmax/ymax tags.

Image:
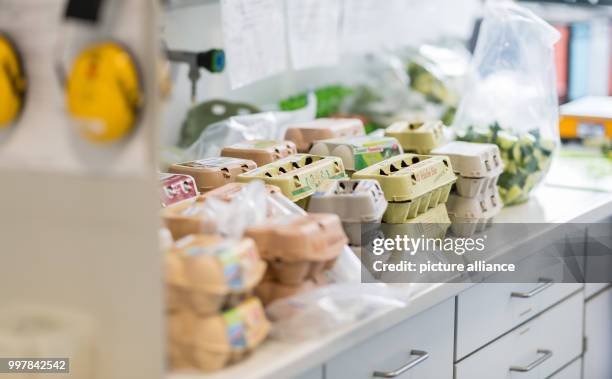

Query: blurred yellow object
<box><xmin>66</xmin><ymin>42</ymin><xmax>142</xmax><ymax>143</ymax></box>
<box><xmin>559</xmin><ymin>97</ymin><xmax>612</xmax><ymax>140</ymax></box>
<box><xmin>0</xmin><ymin>34</ymin><xmax>26</xmax><ymax>128</ymax></box>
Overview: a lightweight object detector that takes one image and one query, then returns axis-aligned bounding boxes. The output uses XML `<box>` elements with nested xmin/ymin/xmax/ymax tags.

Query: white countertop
<box><xmin>169</xmin><ymin>162</ymin><xmax>612</xmax><ymax>379</ymax></box>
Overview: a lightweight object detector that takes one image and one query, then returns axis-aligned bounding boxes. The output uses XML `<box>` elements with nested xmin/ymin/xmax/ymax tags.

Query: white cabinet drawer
<box><xmin>456</xmin><ymin>283</ymin><xmax>582</xmax><ymax>359</ymax></box>
<box><xmin>584</xmin><ymin>287</ymin><xmax>612</xmax><ymax>379</ymax></box>
<box><xmin>455</xmin><ymin>292</ymin><xmax>583</xmax><ymax>379</ymax></box>
<box><xmin>549</xmin><ymin>359</ymin><xmax>582</xmax><ymax>379</ymax></box>
<box><xmin>292</xmin><ymin>366</ymin><xmax>323</xmax><ymax>379</ymax></box>
<box><xmin>326</xmin><ymin>298</ymin><xmax>454</xmax><ymax>379</ymax></box>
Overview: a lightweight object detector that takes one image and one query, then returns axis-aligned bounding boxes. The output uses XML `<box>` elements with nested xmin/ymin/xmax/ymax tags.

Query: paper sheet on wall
<box><xmin>221</xmin><ymin>0</ymin><xmax>287</xmax><ymax>89</ymax></box>
<box><xmin>286</xmin><ymin>0</ymin><xmax>340</xmax><ymax>70</ymax></box>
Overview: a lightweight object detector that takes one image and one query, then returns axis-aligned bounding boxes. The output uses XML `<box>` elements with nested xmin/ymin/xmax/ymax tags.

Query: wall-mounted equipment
<box><xmin>166</xmin><ymin>48</ymin><xmax>225</xmax><ymax>102</ymax></box>
<box><xmin>0</xmin><ymin>33</ymin><xmax>27</xmax><ymax>128</ymax></box>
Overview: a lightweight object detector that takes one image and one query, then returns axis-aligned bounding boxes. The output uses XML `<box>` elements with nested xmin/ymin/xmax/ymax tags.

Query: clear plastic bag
<box><xmin>266</xmin><ymin>282</ymin><xmax>410</xmax><ymax>341</ymax></box>
<box><xmin>183</xmin><ymin>94</ymin><xmax>317</xmax><ymax>161</ymax></box>
<box><xmin>453</xmin><ymin>1</ymin><xmax>560</xmax><ymax>206</ymax></box>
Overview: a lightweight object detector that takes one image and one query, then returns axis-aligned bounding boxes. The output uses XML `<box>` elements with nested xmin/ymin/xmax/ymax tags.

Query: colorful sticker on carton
<box><xmin>223</xmin><ymin>308</ymin><xmax>247</xmax><ymax>349</ymax></box>
<box><xmin>160</xmin><ymin>174</ymin><xmax>198</xmax><ymax>207</ymax></box>
<box><xmin>353</xmin><ymin>141</ymin><xmax>402</xmax><ymax>170</ymax></box>
<box><xmin>185</xmin><ymin>242</ymin><xmax>244</xmax><ymax>289</ymax></box>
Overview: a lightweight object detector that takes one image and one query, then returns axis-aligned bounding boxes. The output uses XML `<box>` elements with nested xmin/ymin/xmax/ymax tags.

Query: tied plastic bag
<box><xmin>184</xmin><ymin>94</ymin><xmax>317</xmax><ymax>161</ymax></box>
<box><xmin>453</xmin><ymin>1</ymin><xmax>560</xmax><ymax>206</ymax></box>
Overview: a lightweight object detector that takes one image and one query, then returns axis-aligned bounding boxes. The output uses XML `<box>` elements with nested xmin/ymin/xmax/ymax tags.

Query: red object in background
<box><xmin>555</xmin><ymin>25</ymin><xmax>570</xmax><ymax>102</ymax></box>
<box><xmin>160</xmin><ymin>173</ymin><xmax>198</xmax><ymax>207</ymax></box>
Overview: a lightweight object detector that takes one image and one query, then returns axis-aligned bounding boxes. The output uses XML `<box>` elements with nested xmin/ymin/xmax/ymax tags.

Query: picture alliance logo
<box><xmin>371</xmin><ymin>234</ymin><xmax>487</xmax><ymax>256</ymax></box>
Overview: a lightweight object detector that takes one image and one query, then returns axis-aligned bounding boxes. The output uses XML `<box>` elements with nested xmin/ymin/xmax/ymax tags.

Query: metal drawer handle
<box><xmin>372</xmin><ymin>349</ymin><xmax>429</xmax><ymax>378</ymax></box>
<box><xmin>511</xmin><ymin>278</ymin><xmax>553</xmax><ymax>298</ymax></box>
<box><xmin>509</xmin><ymin>349</ymin><xmax>553</xmax><ymax>372</ymax></box>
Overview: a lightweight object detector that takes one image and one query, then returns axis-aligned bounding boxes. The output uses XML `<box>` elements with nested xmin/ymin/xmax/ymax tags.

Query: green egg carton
<box><xmin>309</xmin><ymin>135</ymin><xmax>403</xmax><ymax>172</ymax></box>
<box><xmin>383</xmin><ymin>203</ymin><xmax>451</xmax><ymax>239</ymax></box>
<box><xmin>382</xmin><ymin>184</ymin><xmax>453</xmax><ymax>223</ymax></box>
<box><xmin>352</xmin><ymin>153</ymin><xmax>456</xmax><ymax>202</ymax></box>
<box><xmin>236</xmin><ymin>154</ymin><xmax>347</xmax><ymax>203</ymax></box>
<box><xmin>385</xmin><ymin>119</ymin><xmax>445</xmax><ymax>154</ymax></box>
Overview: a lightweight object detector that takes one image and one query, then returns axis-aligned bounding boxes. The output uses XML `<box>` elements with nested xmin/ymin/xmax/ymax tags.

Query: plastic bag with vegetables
<box><xmin>452</xmin><ymin>1</ymin><xmax>560</xmax><ymax>205</ymax></box>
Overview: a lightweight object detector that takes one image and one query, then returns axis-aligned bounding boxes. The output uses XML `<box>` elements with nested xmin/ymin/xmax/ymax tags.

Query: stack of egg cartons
<box><xmin>352</xmin><ymin>154</ymin><xmax>456</xmax><ymax>238</ymax></box>
<box><xmin>307</xmin><ymin>179</ymin><xmax>387</xmax><ymax>246</ymax></box>
<box><xmin>431</xmin><ymin>141</ymin><xmax>504</xmax><ymax>237</ymax></box>
<box><xmin>236</xmin><ymin>153</ymin><xmax>347</xmax><ymax>209</ymax></box>
<box><xmin>165</xmin><ymin>234</ymin><xmax>270</xmax><ymax>372</ymax></box>
<box><xmin>284</xmin><ymin>118</ymin><xmax>365</xmax><ymax>153</ymax></box>
<box><xmin>309</xmin><ymin>135</ymin><xmax>403</xmax><ymax>176</ymax></box>
<box><xmin>244</xmin><ymin>213</ymin><xmax>348</xmax><ymax>305</ymax></box>
<box><xmin>221</xmin><ymin>140</ymin><xmax>297</xmax><ymax>166</ymax></box>
<box><xmin>169</xmin><ymin>157</ymin><xmax>257</xmax><ymax>193</ymax></box>
<box><xmin>385</xmin><ymin>119</ymin><xmax>445</xmax><ymax>154</ymax></box>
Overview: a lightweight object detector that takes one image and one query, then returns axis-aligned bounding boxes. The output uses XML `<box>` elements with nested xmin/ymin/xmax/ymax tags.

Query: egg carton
<box><xmin>446</xmin><ymin>185</ymin><xmax>503</xmax><ymax>237</ymax></box>
<box><xmin>307</xmin><ymin>179</ymin><xmax>387</xmax><ymax>245</ymax></box>
<box><xmin>169</xmin><ymin>157</ymin><xmax>257</xmax><ymax>193</ymax></box>
<box><xmin>236</xmin><ymin>154</ymin><xmax>347</xmax><ymax>203</ymax></box>
<box><xmin>352</xmin><ymin>153</ymin><xmax>456</xmax><ymax>204</ymax></box>
<box><xmin>165</xmin><ymin>235</ymin><xmax>266</xmax><ymax>316</ymax></box>
<box><xmin>160</xmin><ymin>173</ymin><xmax>198</xmax><ymax>207</ymax></box>
<box><xmin>244</xmin><ymin>213</ymin><xmax>347</xmax><ymax>285</ymax></box>
<box><xmin>162</xmin><ymin>198</ymin><xmax>217</xmax><ymax>240</ymax></box>
<box><xmin>167</xmin><ymin>297</ymin><xmax>270</xmax><ymax>372</ymax></box>
<box><xmin>383</xmin><ymin>184</ymin><xmax>453</xmax><ymax>223</ymax></box>
<box><xmin>385</xmin><ymin>119</ymin><xmax>445</xmax><ymax>154</ymax></box>
<box><xmin>221</xmin><ymin>140</ymin><xmax>297</xmax><ymax>166</ymax></box>
<box><xmin>255</xmin><ymin>278</ymin><xmax>316</xmax><ymax>306</ymax></box>
<box><xmin>309</xmin><ymin>135</ymin><xmax>402</xmax><ymax>172</ymax></box>
<box><xmin>382</xmin><ymin>203</ymin><xmax>451</xmax><ymax>240</ymax></box>
<box><xmin>431</xmin><ymin>141</ymin><xmax>504</xmax><ymax>198</ymax></box>
<box><xmin>285</xmin><ymin>118</ymin><xmax>365</xmax><ymax>152</ymax></box>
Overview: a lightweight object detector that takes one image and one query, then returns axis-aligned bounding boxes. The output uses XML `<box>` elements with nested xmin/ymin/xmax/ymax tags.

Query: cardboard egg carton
<box><xmin>168</xmin><ymin>297</ymin><xmax>270</xmax><ymax>372</ymax></box>
<box><xmin>307</xmin><ymin>179</ymin><xmax>387</xmax><ymax>245</ymax></box>
<box><xmin>169</xmin><ymin>157</ymin><xmax>257</xmax><ymax>193</ymax></box>
<box><xmin>255</xmin><ymin>278</ymin><xmax>316</xmax><ymax>306</ymax></box>
<box><xmin>446</xmin><ymin>185</ymin><xmax>502</xmax><ymax>237</ymax></box>
<box><xmin>244</xmin><ymin>213</ymin><xmax>347</xmax><ymax>285</ymax></box>
<box><xmin>162</xmin><ymin>199</ymin><xmax>217</xmax><ymax>240</ymax></box>
<box><xmin>385</xmin><ymin>119</ymin><xmax>445</xmax><ymax>154</ymax></box>
<box><xmin>382</xmin><ymin>203</ymin><xmax>452</xmax><ymax>240</ymax></box>
<box><xmin>285</xmin><ymin>118</ymin><xmax>365</xmax><ymax>152</ymax></box>
<box><xmin>431</xmin><ymin>141</ymin><xmax>504</xmax><ymax>198</ymax></box>
<box><xmin>166</xmin><ymin>235</ymin><xmax>266</xmax><ymax>316</ymax></box>
<box><xmin>221</xmin><ymin>140</ymin><xmax>297</xmax><ymax>166</ymax></box>
<box><xmin>160</xmin><ymin>173</ymin><xmax>199</xmax><ymax>207</ymax></box>
<box><xmin>309</xmin><ymin>135</ymin><xmax>402</xmax><ymax>172</ymax></box>
<box><xmin>382</xmin><ymin>185</ymin><xmax>453</xmax><ymax>223</ymax></box>
<box><xmin>236</xmin><ymin>154</ymin><xmax>347</xmax><ymax>204</ymax></box>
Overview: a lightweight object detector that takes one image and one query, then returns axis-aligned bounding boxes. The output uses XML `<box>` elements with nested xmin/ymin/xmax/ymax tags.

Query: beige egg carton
<box><xmin>255</xmin><ymin>278</ymin><xmax>316</xmax><ymax>306</ymax></box>
<box><xmin>309</xmin><ymin>135</ymin><xmax>402</xmax><ymax>172</ymax></box>
<box><xmin>168</xmin><ymin>297</ymin><xmax>270</xmax><ymax>372</ymax></box>
<box><xmin>221</xmin><ymin>140</ymin><xmax>297</xmax><ymax>166</ymax></box>
<box><xmin>169</xmin><ymin>157</ymin><xmax>257</xmax><ymax>193</ymax></box>
<box><xmin>431</xmin><ymin>141</ymin><xmax>504</xmax><ymax>198</ymax></box>
<box><xmin>385</xmin><ymin>119</ymin><xmax>445</xmax><ymax>154</ymax></box>
<box><xmin>285</xmin><ymin>118</ymin><xmax>366</xmax><ymax>152</ymax></box>
<box><xmin>160</xmin><ymin>173</ymin><xmax>199</xmax><ymax>208</ymax></box>
<box><xmin>166</xmin><ymin>235</ymin><xmax>266</xmax><ymax>316</ymax></box>
<box><xmin>236</xmin><ymin>154</ymin><xmax>347</xmax><ymax>204</ymax></box>
<box><xmin>307</xmin><ymin>179</ymin><xmax>387</xmax><ymax>245</ymax></box>
<box><xmin>244</xmin><ymin>213</ymin><xmax>347</xmax><ymax>285</ymax></box>
<box><xmin>446</xmin><ymin>185</ymin><xmax>503</xmax><ymax>237</ymax></box>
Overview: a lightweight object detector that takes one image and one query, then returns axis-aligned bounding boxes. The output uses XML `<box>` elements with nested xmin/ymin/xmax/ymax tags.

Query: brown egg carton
<box><xmin>221</xmin><ymin>140</ymin><xmax>297</xmax><ymax>166</ymax></box>
<box><xmin>167</xmin><ymin>297</ymin><xmax>270</xmax><ymax>372</ymax></box>
<box><xmin>166</xmin><ymin>235</ymin><xmax>266</xmax><ymax>316</ymax></box>
<box><xmin>161</xmin><ymin>198</ymin><xmax>216</xmax><ymax>240</ymax></box>
<box><xmin>169</xmin><ymin>157</ymin><xmax>257</xmax><ymax>193</ymax></box>
<box><xmin>244</xmin><ymin>213</ymin><xmax>347</xmax><ymax>285</ymax></box>
<box><xmin>285</xmin><ymin>118</ymin><xmax>365</xmax><ymax>152</ymax></box>
<box><xmin>255</xmin><ymin>278</ymin><xmax>317</xmax><ymax>306</ymax></box>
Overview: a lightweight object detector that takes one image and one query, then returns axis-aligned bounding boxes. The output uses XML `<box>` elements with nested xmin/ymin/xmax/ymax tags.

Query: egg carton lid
<box><xmin>308</xmin><ymin>179</ymin><xmax>388</xmax><ymax>222</ymax></box>
<box><xmin>431</xmin><ymin>141</ymin><xmax>504</xmax><ymax>178</ymax></box>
